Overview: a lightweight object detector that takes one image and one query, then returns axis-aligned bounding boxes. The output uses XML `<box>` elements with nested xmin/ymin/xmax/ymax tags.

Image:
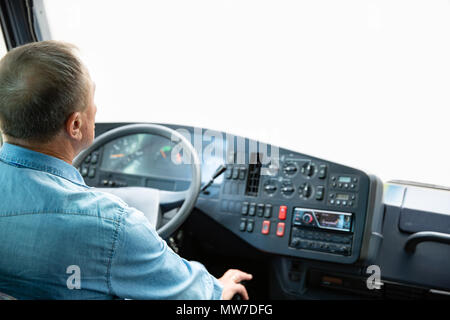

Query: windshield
<box><xmin>0</xmin><ymin>28</ymin><xmax>5</xmax><ymax>58</ymax></box>
<box><xmin>42</xmin><ymin>0</ymin><xmax>450</xmax><ymax>188</ymax></box>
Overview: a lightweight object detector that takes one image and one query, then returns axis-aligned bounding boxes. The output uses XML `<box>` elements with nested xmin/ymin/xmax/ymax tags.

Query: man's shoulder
<box><xmin>0</xmin><ymin>160</ymin><xmax>133</xmax><ymax>222</ymax></box>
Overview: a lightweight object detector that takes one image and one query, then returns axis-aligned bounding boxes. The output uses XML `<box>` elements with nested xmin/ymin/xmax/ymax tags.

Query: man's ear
<box><xmin>65</xmin><ymin>112</ymin><xmax>83</xmax><ymax>141</ymax></box>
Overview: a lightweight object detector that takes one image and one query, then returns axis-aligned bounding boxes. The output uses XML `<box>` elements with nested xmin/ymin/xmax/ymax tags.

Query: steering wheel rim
<box><xmin>73</xmin><ymin>123</ymin><xmax>201</xmax><ymax>239</ymax></box>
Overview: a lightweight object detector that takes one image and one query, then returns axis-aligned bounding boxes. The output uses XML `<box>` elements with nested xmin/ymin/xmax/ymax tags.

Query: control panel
<box><xmin>218</xmin><ymin>150</ymin><xmax>382</xmax><ymax>264</ymax></box>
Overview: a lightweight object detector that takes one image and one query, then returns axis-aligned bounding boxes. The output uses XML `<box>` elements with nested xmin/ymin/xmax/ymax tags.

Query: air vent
<box><xmin>245</xmin><ymin>153</ymin><xmax>262</xmax><ymax>197</ymax></box>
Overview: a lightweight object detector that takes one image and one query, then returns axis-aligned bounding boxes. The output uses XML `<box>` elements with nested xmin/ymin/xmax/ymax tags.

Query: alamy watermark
<box><xmin>66</xmin><ymin>265</ymin><xmax>81</xmax><ymax>290</ymax></box>
<box><xmin>366</xmin><ymin>265</ymin><xmax>383</xmax><ymax>290</ymax></box>
<box><xmin>170</xmin><ymin>128</ymin><xmax>280</xmax><ymax>175</ymax></box>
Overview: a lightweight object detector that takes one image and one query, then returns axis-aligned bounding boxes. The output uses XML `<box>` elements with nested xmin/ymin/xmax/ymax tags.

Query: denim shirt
<box><xmin>0</xmin><ymin>143</ymin><xmax>223</xmax><ymax>300</ymax></box>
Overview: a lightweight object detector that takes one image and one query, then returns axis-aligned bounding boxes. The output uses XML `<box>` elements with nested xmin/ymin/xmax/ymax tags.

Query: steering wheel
<box><xmin>73</xmin><ymin>124</ymin><xmax>201</xmax><ymax>239</ymax></box>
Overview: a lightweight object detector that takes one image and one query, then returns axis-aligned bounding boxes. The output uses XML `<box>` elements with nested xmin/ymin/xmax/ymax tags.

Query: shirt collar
<box><xmin>0</xmin><ymin>142</ymin><xmax>86</xmax><ymax>186</ymax></box>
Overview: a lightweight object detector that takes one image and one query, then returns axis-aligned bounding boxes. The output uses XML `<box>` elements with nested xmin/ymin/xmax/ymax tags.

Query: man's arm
<box><xmin>108</xmin><ymin>206</ymin><xmax>224</xmax><ymax>299</ymax></box>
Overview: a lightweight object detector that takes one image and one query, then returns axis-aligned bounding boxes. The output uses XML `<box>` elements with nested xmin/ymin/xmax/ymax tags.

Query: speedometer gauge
<box><xmin>100</xmin><ymin>133</ymin><xmax>191</xmax><ymax>180</ymax></box>
<box><xmin>102</xmin><ymin>134</ymin><xmax>147</xmax><ymax>174</ymax></box>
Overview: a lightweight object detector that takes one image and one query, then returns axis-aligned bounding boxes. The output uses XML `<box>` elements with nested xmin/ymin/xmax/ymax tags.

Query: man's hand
<box><xmin>218</xmin><ymin>269</ymin><xmax>253</xmax><ymax>300</ymax></box>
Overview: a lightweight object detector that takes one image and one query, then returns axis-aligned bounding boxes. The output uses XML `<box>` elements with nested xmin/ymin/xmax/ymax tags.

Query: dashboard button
<box><xmin>240</xmin><ymin>219</ymin><xmax>247</xmax><ymax>232</ymax></box>
<box><xmin>293</xmin><ymin>211</ymin><xmax>302</xmax><ymax>225</ymax></box>
<box><xmin>256</xmin><ymin>203</ymin><xmax>265</xmax><ymax>217</ymax></box>
<box><xmin>225</xmin><ymin>167</ymin><xmax>233</xmax><ymax>179</ymax></box>
<box><xmin>248</xmin><ymin>203</ymin><xmax>256</xmax><ymax>216</ymax></box>
<box><xmin>276</xmin><ymin>222</ymin><xmax>285</xmax><ymax>237</ymax></box>
<box><xmin>264</xmin><ymin>204</ymin><xmax>272</xmax><ymax>218</ymax></box>
<box><xmin>80</xmin><ymin>167</ymin><xmax>88</xmax><ymax>177</ymax></box>
<box><xmin>88</xmin><ymin>167</ymin><xmax>96</xmax><ymax>178</ymax></box>
<box><xmin>239</xmin><ymin>167</ymin><xmax>246</xmax><ymax>180</ymax></box>
<box><xmin>278</xmin><ymin>206</ymin><xmax>287</xmax><ymax>220</ymax></box>
<box><xmin>261</xmin><ymin>220</ymin><xmax>271</xmax><ymax>235</ymax></box>
<box><xmin>232</xmin><ymin>168</ymin><xmax>239</xmax><ymax>179</ymax></box>
<box><xmin>241</xmin><ymin>202</ymin><xmax>249</xmax><ymax>215</ymax></box>
<box><xmin>316</xmin><ymin>186</ymin><xmax>324</xmax><ymax>200</ymax></box>
<box><xmin>246</xmin><ymin>220</ymin><xmax>254</xmax><ymax>233</ymax></box>
<box><xmin>318</xmin><ymin>165</ymin><xmax>327</xmax><ymax>179</ymax></box>
<box><xmin>91</xmin><ymin>153</ymin><xmax>99</xmax><ymax>164</ymax></box>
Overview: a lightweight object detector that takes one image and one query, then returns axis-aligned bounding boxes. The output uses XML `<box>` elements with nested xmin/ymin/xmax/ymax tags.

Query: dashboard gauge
<box><xmin>100</xmin><ymin>133</ymin><xmax>192</xmax><ymax>180</ymax></box>
<box><xmin>104</xmin><ymin>135</ymin><xmax>145</xmax><ymax>171</ymax></box>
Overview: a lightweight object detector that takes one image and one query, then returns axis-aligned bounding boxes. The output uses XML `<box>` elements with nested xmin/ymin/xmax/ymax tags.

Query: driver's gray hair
<box><xmin>0</xmin><ymin>40</ymin><xmax>90</xmax><ymax>143</ymax></box>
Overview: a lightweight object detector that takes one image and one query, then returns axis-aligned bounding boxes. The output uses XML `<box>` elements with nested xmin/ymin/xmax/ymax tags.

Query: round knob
<box><xmin>283</xmin><ymin>162</ymin><xmax>298</xmax><ymax>176</ymax></box>
<box><xmin>281</xmin><ymin>180</ymin><xmax>295</xmax><ymax>197</ymax></box>
<box><xmin>299</xmin><ymin>183</ymin><xmax>313</xmax><ymax>199</ymax></box>
<box><xmin>301</xmin><ymin>163</ymin><xmax>315</xmax><ymax>177</ymax></box>
<box><xmin>263</xmin><ymin>179</ymin><xmax>278</xmax><ymax>195</ymax></box>
<box><xmin>302</xmin><ymin>213</ymin><xmax>314</xmax><ymax>224</ymax></box>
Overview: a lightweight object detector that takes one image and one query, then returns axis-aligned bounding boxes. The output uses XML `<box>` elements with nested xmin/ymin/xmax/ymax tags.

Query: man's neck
<box><xmin>5</xmin><ymin>135</ymin><xmax>77</xmax><ymax>165</ymax></box>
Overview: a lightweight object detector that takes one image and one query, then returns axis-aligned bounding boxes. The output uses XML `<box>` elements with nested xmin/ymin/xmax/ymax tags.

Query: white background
<box><xmin>43</xmin><ymin>0</ymin><xmax>450</xmax><ymax>187</ymax></box>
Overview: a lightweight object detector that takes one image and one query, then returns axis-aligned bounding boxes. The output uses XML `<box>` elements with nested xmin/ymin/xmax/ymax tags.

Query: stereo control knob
<box><xmin>302</xmin><ymin>213</ymin><xmax>314</xmax><ymax>225</ymax></box>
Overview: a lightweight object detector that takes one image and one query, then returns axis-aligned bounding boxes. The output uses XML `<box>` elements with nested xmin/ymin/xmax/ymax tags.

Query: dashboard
<box><xmin>79</xmin><ymin>123</ymin><xmax>383</xmax><ymax>265</ymax></box>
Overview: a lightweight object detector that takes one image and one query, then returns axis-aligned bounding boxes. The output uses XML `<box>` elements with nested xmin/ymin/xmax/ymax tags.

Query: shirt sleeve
<box><xmin>109</xmin><ymin>206</ymin><xmax>223</xmax><ymax>300</ymax></box>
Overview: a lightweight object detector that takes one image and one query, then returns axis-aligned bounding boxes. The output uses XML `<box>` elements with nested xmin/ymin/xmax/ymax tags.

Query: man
<box><xmin>0</xmin><ymin>41</ymin><xmax>251</xmax><ymax>299</ymax></box>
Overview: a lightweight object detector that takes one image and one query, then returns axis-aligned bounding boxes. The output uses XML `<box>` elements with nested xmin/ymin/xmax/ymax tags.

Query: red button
<box><xmin>261</xmin><ymin>220</ymin><xmax>271</xmax><ymax>235</ymax></box>
<box><xmin>276</xmin><ymin>222</ymin><xmax>285</xmax><ymax>237</ymax></box>
<box><xmin>278</xmin><ymin>206</ymin><xmax>287</xmax><ymax>220</ymax></box>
